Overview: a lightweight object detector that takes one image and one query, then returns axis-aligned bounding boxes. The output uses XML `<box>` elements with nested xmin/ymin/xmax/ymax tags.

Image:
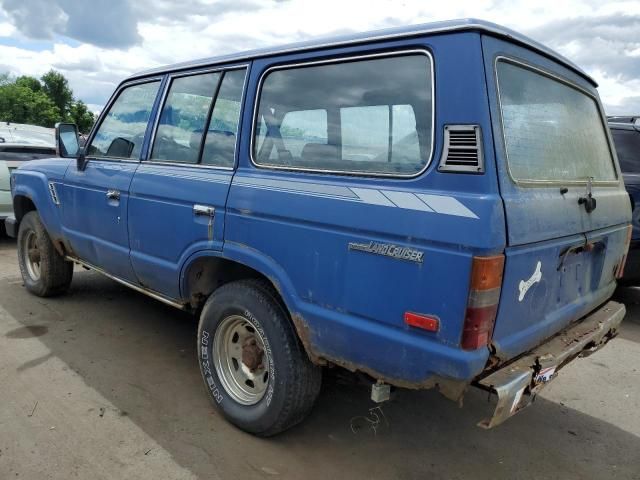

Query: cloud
<box><xmin>0</xmin><ymin>0</ymin><xmax>638</xmax><ymax>113</ymax></box>
<box><xmin>526</xmin><ymin>14</ymin><xmax>640</xmax><ymax>81</ymax></box>
<box><xmin>1</xmin><ymin>0</ymin><xmax>141</xmax><ymax>48</ymax></box>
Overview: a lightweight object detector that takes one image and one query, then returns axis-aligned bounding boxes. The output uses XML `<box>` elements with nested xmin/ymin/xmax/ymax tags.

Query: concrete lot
<box><xmin>0</xmin><ymin>235</ymin><xmax>639</xmax><ymax>480</ymax></box>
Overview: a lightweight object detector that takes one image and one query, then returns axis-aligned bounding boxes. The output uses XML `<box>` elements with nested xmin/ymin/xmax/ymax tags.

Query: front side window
<box><xmin>88</xmin><ymin>81</ymin><xmax>160</xmax><ymax>159</ymax></box>
<box><xmin>253</xmin><ymin>53</ymin><xmax>433</xmax><ymax>175</ymax></box>
<box><xmin>497</xmin><ymin>60</ymin><xmax>616</xmax><ymax>183</ymax></box>
<box><xmin>611</xmin><ymin>129</ymin><xmax>640</xmax><ymax>174</ymax></box>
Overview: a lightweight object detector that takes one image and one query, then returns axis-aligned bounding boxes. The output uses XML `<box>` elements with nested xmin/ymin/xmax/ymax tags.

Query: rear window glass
<box><xmin>497</xmin><ymin>60</ymin><xmax>616</xmax><ymax>183</ymax></box>
<box><xmin>611</xmin><ymin>129</ymin><xmax>640</xmax><ymax>174</ymax></box>
<box><xmin>253</xmin><ymin>53</ymin><xmax>433</xmax><ymax>176</ymax></box>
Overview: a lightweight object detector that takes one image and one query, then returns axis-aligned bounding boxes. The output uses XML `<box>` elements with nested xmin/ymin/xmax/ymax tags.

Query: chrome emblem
<box><xmin>348</xmin><ymin>241</ymin><xmax>424</xmax><ymax>263</ymax></box>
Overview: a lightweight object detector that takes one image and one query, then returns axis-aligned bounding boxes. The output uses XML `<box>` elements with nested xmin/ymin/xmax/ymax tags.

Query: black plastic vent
<box><xmin>438</xmin><ymin>125</ymin><xmax>483</xmax><ymax>173</ymax></box>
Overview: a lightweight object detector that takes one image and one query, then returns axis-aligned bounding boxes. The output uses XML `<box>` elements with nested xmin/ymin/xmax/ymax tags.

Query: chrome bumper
<box><xmin>475</xmin><ymin>300</ymin><xmax>626</xmax><ymax>429</ymax></box>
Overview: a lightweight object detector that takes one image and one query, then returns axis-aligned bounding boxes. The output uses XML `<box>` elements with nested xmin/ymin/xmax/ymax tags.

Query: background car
<box><xmin>0</xmin><ymin>123</ymin><xmax>56</xmax><ymax>234</ymax></box>
<box><xmin>608</xmin><ymin>116</ymin><xmax>640</xmax><ymax>283</ymax></box>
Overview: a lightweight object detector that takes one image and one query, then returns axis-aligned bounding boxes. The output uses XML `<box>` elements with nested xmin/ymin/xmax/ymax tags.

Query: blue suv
<box><xmin>4</xmin><ymin>19</ymin><xmax>631</xmax><ymax>436</ymax></box>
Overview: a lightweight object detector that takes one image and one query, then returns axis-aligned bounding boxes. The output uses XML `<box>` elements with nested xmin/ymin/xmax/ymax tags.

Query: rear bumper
<box><xmin>475</xmin><ymin>300</ymin><xmax>625</xmax><ymax>428</ymax></box>
<box><xmin>0</xmin><ymin>189</ymin><xmax>12</xmax><ymax>221</ymax></box>
<box><xmin>4</xmin><ymin>216</ymin><xmax>17</xmax><ymax>238</ymax></box>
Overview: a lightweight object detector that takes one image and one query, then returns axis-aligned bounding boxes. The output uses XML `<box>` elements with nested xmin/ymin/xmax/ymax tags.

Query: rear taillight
<box><xmin>616</xmin><ymin>225</ymin><xmax>633</xmax><ymax>279</ymax></box>
<box><xmin>461</xmin><ymin>255</ymin><xmax>505</xmax><ymax>350</ymax></box>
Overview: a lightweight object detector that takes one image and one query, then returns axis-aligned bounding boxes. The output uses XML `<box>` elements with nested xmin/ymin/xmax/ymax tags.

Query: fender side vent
<box><xmin>438</xmin><ymin>125</ymin><xmax>484</xmax><ymax>173</ymax></box>
<box><xmin>48</xmin><ymin>182</ymin><xmax>60</xmax><ymax>205</ymax></box>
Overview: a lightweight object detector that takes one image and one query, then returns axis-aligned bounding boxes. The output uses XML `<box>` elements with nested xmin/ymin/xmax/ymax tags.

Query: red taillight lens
<box><xmin>461</xmin><ymin>255</ymin><xmax>504</xmax><ymax>350</ymax></box>
<box><xmin>616</xmin><ymin>225</ymin><xmax>633</xmax><ymax>279</ymax></box>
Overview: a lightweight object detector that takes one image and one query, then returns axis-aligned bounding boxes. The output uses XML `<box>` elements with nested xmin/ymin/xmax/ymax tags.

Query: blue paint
<box><xmin>8</xmin><ymin>21</ymin><xmax>630</xmax><ymax>387</ymax></box>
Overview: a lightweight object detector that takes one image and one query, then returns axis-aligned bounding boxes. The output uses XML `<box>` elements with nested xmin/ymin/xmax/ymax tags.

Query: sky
<box><xmin>0</xmin><ymin>0</ymin><xmax>638</xmax><ymax>115</ymax></box>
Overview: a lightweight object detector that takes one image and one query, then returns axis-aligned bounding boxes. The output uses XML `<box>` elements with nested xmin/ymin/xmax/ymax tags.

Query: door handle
<box><xmin>106</xmin><ymin>189</ymin><xmax>120</xmax><ymax>200</ymax></box>
<box><xmin>193</xmin><ymin>204</ymin><xmax>215</xmax><ymax>217</ymax></box>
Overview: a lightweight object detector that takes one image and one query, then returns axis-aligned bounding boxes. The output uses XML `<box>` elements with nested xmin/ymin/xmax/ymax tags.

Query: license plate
<box><xmin>534</xmin><ymin>366</ymin><xmax>557</xmax><ymax>384</ymax></box>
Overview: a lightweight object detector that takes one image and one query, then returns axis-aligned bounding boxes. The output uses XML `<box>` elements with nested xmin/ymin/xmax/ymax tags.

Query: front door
<box><xmin>128</xmin><ymin>67</ymin><xmax>247</xmax><ymax>298</ymax></box>
<box><xmin>60</xmin><ymin>80</ymin><xmax>162</xmax><ymax>282</ymax></box>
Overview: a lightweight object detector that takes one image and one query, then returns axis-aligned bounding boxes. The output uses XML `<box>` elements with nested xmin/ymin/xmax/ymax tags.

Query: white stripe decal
<box><xmin>350</xmin><ymin>188</ymin><xmax>396</xmax><ymax>207</ymax></box>
<box><xmin>234</xmin><ymin>177</ymin><xmax>479</xmax><ymax>219</ymax></box>
<box><xmin>417</xmin><ymin>194</ymin><xmax>479</xmax><ymax>219</ymax></box>
<box><xmin>381</xmin><ymin>191</ymin><xmax>434</xmax><ymax>212</ymax></box>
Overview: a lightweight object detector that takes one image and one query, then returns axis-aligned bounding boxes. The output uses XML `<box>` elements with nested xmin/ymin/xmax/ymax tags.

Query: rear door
<box><xmin>128</xmin><ymin>67</ymin><xmax>247</xmax><ymax>298</ymax></box>
<box><xmin>482</xmin><ymin>36</ymin><xmax>631</xmax><ymax>360</ymax></box>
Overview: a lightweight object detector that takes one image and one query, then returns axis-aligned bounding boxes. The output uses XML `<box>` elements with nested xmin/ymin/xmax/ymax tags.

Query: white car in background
<box><xmin>0</xmin><ymin>123</ymin><xmax>56</xmax><ymax>233</ymax></box>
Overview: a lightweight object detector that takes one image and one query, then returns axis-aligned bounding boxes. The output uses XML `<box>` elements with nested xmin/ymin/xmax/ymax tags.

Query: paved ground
<box><xmin>0</xmin><ymin>235</ymin><xmax>639</xmax><ymax>480</ymax></box>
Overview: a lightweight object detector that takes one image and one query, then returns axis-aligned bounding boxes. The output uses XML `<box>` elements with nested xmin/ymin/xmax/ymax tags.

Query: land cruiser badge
<box><xmin>348</xmin><ymin>241</ymin><xmax>424</xmax><ymax>263</ymax></box>
<box><xmin>518</xmin><ymin>261</ymin><xmax>542</xmax><ymax>302</ymax></box>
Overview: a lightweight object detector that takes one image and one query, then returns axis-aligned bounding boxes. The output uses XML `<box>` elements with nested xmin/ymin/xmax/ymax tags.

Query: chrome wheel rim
<box><xmin>213</xmin><ymin>315</ymin><xmax>270</xmax><ymax>405</ymax></box>
<box><xmin>23</xmin><ymin>230</ymin><xmax>41</xmax><ymax>281</ymax></box>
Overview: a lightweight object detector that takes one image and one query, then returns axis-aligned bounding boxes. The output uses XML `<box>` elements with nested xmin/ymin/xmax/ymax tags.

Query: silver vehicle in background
<box><xmin>0</xmin><ymin>123</ymin><xmax>56</xmax><ymax>233</ymax></box>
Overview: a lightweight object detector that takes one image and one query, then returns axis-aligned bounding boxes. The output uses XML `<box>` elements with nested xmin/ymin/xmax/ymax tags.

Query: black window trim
<box><xmin>85</xmin><ymin>76</ymin><xmax>164</xmax><ymax>164</ymax></box>
<box><xmin>250</xmin><ymin>48</ymin><xmax>435</xmax><ymax>178</ymax></box>
<box><xmin>146</xmin><ymin>64</ymin><xmax>249</xmax><ymax>171</ymax></box>
<box><xmin>494</xmin><ymin>55</ymin><xmax>620</xmax><ymax>187</ymax></box>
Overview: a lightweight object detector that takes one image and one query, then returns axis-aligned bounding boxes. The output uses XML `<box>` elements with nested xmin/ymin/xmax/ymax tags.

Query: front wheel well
<box><xmin>13</xmin><ymin>195</ymin><xmax>36</xmax><ymax>222</ymax></box>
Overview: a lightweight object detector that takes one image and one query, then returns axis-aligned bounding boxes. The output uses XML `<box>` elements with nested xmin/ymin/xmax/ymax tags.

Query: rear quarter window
<box><xmin>253</xmin><ymin>52</ymin><xmax>433</xmax><ymax>176</ymax></box>
<box><xmin>496</xmin><ymin>59</ymin><xmax>617</xmax><ymax>183</ymax></box>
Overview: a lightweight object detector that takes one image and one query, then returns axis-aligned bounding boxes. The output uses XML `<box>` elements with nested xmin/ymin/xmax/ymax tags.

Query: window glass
<box><xmin>276</xmin><ymin>109</ymin><xmax>327</xmax><ymax>160</ymax></box>
<box><xmin>202</xmin><ymin>68</ymin><xmax>246</xmax><ymax>167</ymax></box>
<box><xmin>88</xmin><ymin>81</ymin><xmax>160</xmax><ymax>159</ymax></box>
<box><xmin>152</xmin><ymin>72</ymin><xmax>221</xmax><ymax>164</ymax></box>
<box><xmin>497</xmin><ymin>61</ymin><xmax>616</xmax><ymax>182</ymax></box>
<box><xmin>392</xmin><ymin>105</ymin><xmax>421</xmax><ymax>163</ymax></box>
<box><xmin>611</xmin><ymin>129</ymin><xmax>640</xmax><ymax>174</ymax></box>
<box><xmin>341</xmin><ymin>106</ymin><xmax>389</xmax><ymax>162</ymax></box>
<box><xmin>253</xmin><ymin>54</ymin><xmax>432</xmax><ymax>175</ymax></box>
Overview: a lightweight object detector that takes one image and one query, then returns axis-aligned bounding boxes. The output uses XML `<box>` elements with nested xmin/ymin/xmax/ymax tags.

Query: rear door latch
<box><xmin>578</xmin><ymin>176</ymin><xmax>597</xmax><ymax>213</ymax></box>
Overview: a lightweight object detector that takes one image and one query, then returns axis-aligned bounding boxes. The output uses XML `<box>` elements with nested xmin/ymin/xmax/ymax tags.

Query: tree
<box><xmin>41</xmin><ymin>70</ymin><xmax>73</xmax><ymax>119</ymax></box>
<box><xmin>68</xmin><ymin>100</ymin><xmax>95</xmax><ymax>133</ymax></box>
<box><xmin>0</xmin><ymin>82</ymin><xmax>60</xmax><ymax>127</ymax></box>
<box><xmin>0</xmin><ymin>70</ymin><xmax>95</xmax><ymax>132</ymax></box>
<box><xmin>15</xmin><ymin>75</ymin><xmax>42</xmax><ymax>93</ymax></box>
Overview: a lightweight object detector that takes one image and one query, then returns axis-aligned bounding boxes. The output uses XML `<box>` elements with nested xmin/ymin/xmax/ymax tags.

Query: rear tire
<box><xmin>197</xmin><ymin>279</ymin><xmax>322</xmax><ymax>436</ymax></box>
<box><xmin>17</xmin><ymin>211</ymin><xmax>73</xmax><ymax>297</ymax></box>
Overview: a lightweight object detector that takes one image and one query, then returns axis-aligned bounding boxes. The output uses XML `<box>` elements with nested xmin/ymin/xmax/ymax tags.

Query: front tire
<box><xmin>197</xmin><ymin>279</ymin><xmax>321</xmax><ymax>436</ymax></box>
<box><xmin>17</xmin><ymin>211</ymin><xmax>73</xmax><ymax>297</ymax></box>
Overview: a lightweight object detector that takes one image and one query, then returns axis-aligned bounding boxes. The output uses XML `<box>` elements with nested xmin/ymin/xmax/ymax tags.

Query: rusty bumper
<box><xmin>475</xmin><ymin>300</ymin><xmax>625</xmax><ymax>429</ymax></box>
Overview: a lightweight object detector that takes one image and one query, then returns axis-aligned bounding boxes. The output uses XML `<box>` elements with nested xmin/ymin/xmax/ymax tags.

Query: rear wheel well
<box><xmin>184</xmin><ymin>256</ymin><xmax>286</xmax><ymax>312</ymax></box>
<box><xmin>13</xmin><ymin>195</ymin><xmax>36</xmax><ymax>222</ymax></box>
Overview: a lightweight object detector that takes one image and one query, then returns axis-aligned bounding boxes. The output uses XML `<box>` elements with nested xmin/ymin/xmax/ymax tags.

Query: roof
<box><xmin>132</xmin><ymin>18</ymin><xmax>595</xmax><ymax>86</ymax></box>
<box><xmin>0</xmin><ymin>122</ymin><xmax>55</xmax><ymax>147</ymax></box>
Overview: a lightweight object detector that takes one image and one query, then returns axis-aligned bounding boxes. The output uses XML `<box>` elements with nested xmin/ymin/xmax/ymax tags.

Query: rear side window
<box><xmin>151</xmin><ymin>68</ymin><xmax>246</xmax><ymax>167</ymax></box>
<box><xmin>253</xmin><ymin>53</ymin><xmax>433</xmax><ymax>176</ymax></box>
<box><xmin>497</xmin><ymin>60</ymin><xmax>616</xmax><ymax>183</ymax></box>
<box><xmin>202</xmin><ymin>68</ymin><xmax>246</xmax><ymax>167</ymax></box>
<box><xmin>88</xmin><ymin>81</ymin><xmax>160</xmax><ymax>159</ymax></box>
<box><xmin>611</xmin><ymin>129</ymin><xmax>640</xmax><ymax>174</ymax></box>
<box><xmin>151</xmin><ymin>72</ymin><xmax>222</xmax><ymax>164</ymax></box>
